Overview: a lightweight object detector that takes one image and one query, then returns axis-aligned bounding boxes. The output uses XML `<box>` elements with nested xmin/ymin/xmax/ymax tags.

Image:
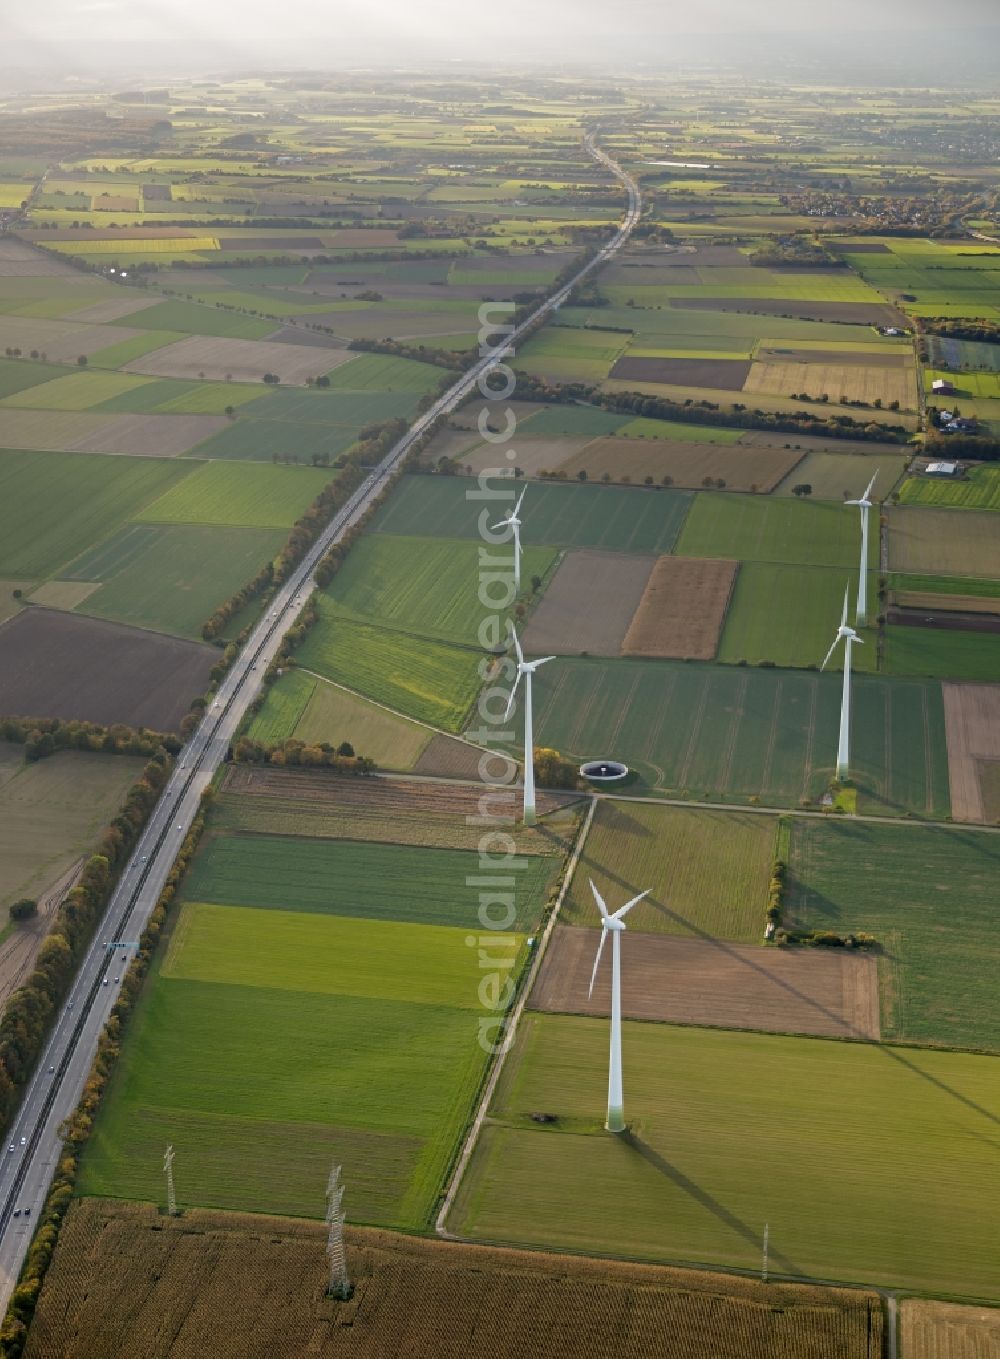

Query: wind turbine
<box><xmin>587</xmin><ymin>880</ymin><xmax>650</xmax><ymax>1134</ymax></box>
<box><xmin>504</xmin><ymin>626</ymin><xmax>554</xmax><ymax>826</ymax></box>
<box><xmin>845</xmin><ymin>471</ymin><xmax>878</xmax><ymax>626</ymax></box>
<box><xmin>492</xmin><ymin>486</ymin><xmax>527</xmax><ymax>595</ymax></box>
<box><xmin>821</xmin><ymin>587</ymin><xmax>864</xmax><ymax>780</ymax></box>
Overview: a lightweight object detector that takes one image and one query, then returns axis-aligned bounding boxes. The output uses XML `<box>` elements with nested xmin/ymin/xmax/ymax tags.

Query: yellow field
<box><xmin>45</xmin><ymin>237</ymin><xmax>220</xmax><ymax>254</ymax></box>
<box><xmin>743</xmin><ymin>361</ymin><xmax>915</xmax><ymax>408</ymax></box>
<box><xmin>900</xmin><ymin>1299</ymin><xmax>1000</xmax><ymax>1358</ymax></box>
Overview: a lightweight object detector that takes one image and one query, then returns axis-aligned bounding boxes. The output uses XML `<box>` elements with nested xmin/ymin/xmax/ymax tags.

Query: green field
<box><xmin>884</xmin><ymin>626</ymin><xmax>1000</xmax><ymax>682</ymax></box>
<box><xmin>68</xmin><ymin>522</ymin><xmax>285</xmax><ymax>638</ymax></box>
<box><xmin>136</xmin><ymin>461</ymin><xmax>332</xmax><ymax>528</ymax></box>
<box><xmin>0</xmin><ymin>450</ymin><xmax>194</xmax><ymax>579</ymax></box>
<box><xmin>125</xmin><ymin>300</ymin><xmax>280</xmax><ymax>339</ymax></box>
<box><xmin>320</xmin><ymin>535</ymin><xmax>557</xmax><ymax>646</ymax></box>
<box><xmin>189</xmin><ymin>418</ymin><xmax>364</xmax><ymax>463</ymax></box>
<box><xmin>0</xmin><ymin>358</ymin><xmax>75</xmax><ymax>399</ymax></box>
<box><xmin>520</xmin><ymin>407</ymin><xmax>631</xmax><ymax>437</ymax></box>
<box><xmin>564</xmin><ymin>801</ymin><xmax>774</xmax><ymax>942</ymax></box>
<box><xmin>324</xmin><ymin>352</ymin><xmax>444</xmax><ymax>393</ymax></box>
<box><xmin>888</xmin><ymin>573</ymin><xmax>1000</xmax><ymax>600</ymax></box>
<box><xmin>788</xmin><ymin>818</ymin><xmax>1000</xmax><ymax>1050</ymax></box>
<box><xmin>79</xmin><ymin>825</ymin><xmax>526</xmax><ymax>1228</ymax></box>
<box><xmin>0</xmin><ymin>369</ymin><xmax>154</xmax><ymax>410</ymax></box>
<box><xmin>677</xmin><ymin>493</ymin><xmax>873</xmax><ymax>570</ymax></box>
<box><xmin>246</xmin><ymin>668</ymin><xmax>318</xmax><ymax>745</ymax></box>
<box><xmin>297</xmin><ymin>617</ymin><xmax>482</xmax><ymax>732</ymax></box>
<box><xmin>718</xmin><ymin>564</ymin><xmax>877</xmax><ymax>671</ymax></box>
<box><xmin>185</xmin><ymin>833</ymin><xmax>555</xmax><ymax>931</ymax></box>
<box><xmin>247</xmin><ymin>387</ymin><xmax>422</xmax><ymax>426</ymax></box>
<box><xmin>452</xmin><ymin>1015</ymin><xmax>1000</xmax><ymax>1299</ymax></box>
<box><xmin>521</xmin><ymin>657</ymin><xmax>950</xmax><ymax>818</ymax></box>
<box><xmin>616</xmin><ymin>417</ymin><xmax>744</xmax><ymax>444</ymax></box>
<box><xmin>899</xmin><ymin>465</ymin><xmax>1000</xmax><ymax>512</ymax></box>
<box><xmin>93</xmin><ymin>377</ymin><xmax>268</xmax><ymax>415</ymax></box>
<box><xmin>86</xmin><ymin>331</ymin><xmax>184</xmax><ymax>369</ymax></box>
<box><xmin>374</xmin><ymin>474</ymin><xmax>693</xmax><ymax>554</ymax></box>
<box><xmin>0</xmin><ymin>742</ymin><xmax>144</xmax><ymax>911</ymax></box>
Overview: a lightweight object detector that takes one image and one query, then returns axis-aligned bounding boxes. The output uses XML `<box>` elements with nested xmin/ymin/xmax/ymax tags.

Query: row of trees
<box><xmin>0</xmin><ymin>717</ymin><xmax>177</xmax><ymax>761</ymax></box>
<box><xmin>233</xmin><ymin>738</ymin><xmax>374</xmax><ymax>772</ymax></box>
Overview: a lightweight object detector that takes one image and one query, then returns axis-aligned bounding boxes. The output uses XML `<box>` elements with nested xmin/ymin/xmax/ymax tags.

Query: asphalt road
<box><xmin>0</xmin><ymin>135</ymin><xmax>639</xmax><ymax>1308</ymax></box>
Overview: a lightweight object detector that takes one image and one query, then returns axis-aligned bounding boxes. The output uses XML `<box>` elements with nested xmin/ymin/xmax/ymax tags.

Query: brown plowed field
<box><xmin>414</xmin><ymin>732</ymin><xmax>497</xmax><ymax>781</ymax></box>
<box><xmin>532</xmin><ymin>926</ymin><xmax>881</xmax><ymax>1041</ymax></box>
<box><xmin>900</xmin><ymin>1299</ymin><xmax>1000</xmax><ymax>1358</ymax></box>
<box><xmin>671</xmin><ymin>297</ymin><xmax>907</xmax><ymax>326</ymax></box>
<box><xmin>25</xmin><ymin>1198</ymin><xmax>884</xmax><ymax>1359</ymax></box>
<box><xmin>0</xmin><ymin>239</ymin><xmax>78</xmax><ymax>277</ymax></box>
<box><xmin>622</xmin><ymin>555</ymin><xmax>737</xmax><ymax>661</ymax></box>
<box><xmin>522</xmin><ymin>549</ymin><xmax>655</xmax><ymax>657</ymax></box>
<box><xmin>66</xmin><ymin>296</ymin><xmax>163</xmax><ymax>324</ymax></box>
<box><xmin>223</xmin><ymin>764</ymin><xmax>579</xmax><ymax>821</ymax></box>
<box><xmin>610</xmin><ymin>356</ymin><xmax>752</xmax><ymax>390</ymax></box>
<box><xmin>942</xmin><ymin>682</ymin><xmax>1000</xmax><ymax>823</ymax></box>
<box><xmin>123</xmin><ymin>335</ymin><xmax>355</xmax><ymax>385</ymax></box>
<box><xmin>894</xmin><ymin>591</ymin><xmax>1000</xmax><ymax>616</ymax></box>
<box><xmin>0</xmin><ymin>609</ymin><xmax>215</xmax><ymax>732</ymax></box>
<box><xmin>560</xmin><ymin>438</ymin><xmax>802</xmax><ymax>492</ymax></box>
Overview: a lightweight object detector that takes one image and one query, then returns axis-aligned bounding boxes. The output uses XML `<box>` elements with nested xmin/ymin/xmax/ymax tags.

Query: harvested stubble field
<box><xmin>668</xmin><ymin>296</ymin><xmax>905</xmax><ymax>326</ymax></box>
<box><xmin>942</xmin><ymin>682</ymin><xmax>1000</xmax><ymax>823</ymax></box>
<box><xmin>0</xmin><ymin>609</ymin><xmax>216</xmax><ymax>731</ymax></box>
<box><xmin>0</xmin><ymin>741</ymin><xmax>144</xmax><ymax>911</ymax></box>
<box><xmin>522</xmin><ymin>549</ymin><xmax>654</xmax><ymax>657</ymax></box>
<box><xmin>786</xmin><ymin>818</ymin><xmax>1000</xmax><ymax>1050</ymax></box>
<box><xmin>0</xmin><ymin>314</ymin><xmax>146</xmax><ymax>362</ymax></box>
<box><xmin>267</xmin><ymin>673</ymin><xmax>437</xmax><ymax>766</ymax></box>
<box><xmin>773</xmin><ymin>450</ymin><xmax>910</xmax><ymax>501</ymax></box>
<box><xmin>558</xmin><ymin>437</ymin><xmax>803</xmax><ymax>492</ymax></box>
<box><xmin>25</xmin><ymin>1199</ymin><xmax>884</xmax><ymax>1359</ymax></box>
<box><xmin>453</xmin><ymin>1016</ymin><xmax>1000</xmax><ymax>1299</ymax></box>
<box><xmin>622</xmin><ymin>556</ymin><xmax>737</xmax><ymax>660</ymax></box>
<box><xmin>217</xmin><ymin>765</ymin><xmax>576</xmax><ymax>856</ymax></box>
<box><xmin>564</xmin><ymin>800</ymin><xmax>774</xmax><ymax>942</ymax></box>
<box><xmin>452</xmin><ymin>435</ymin><xmax>592</xmax><ymax>478</ymax></box>
<box><xmin>889</xmin><ymin>507</ymin><xmax>1000</xmax><ymax>579</ymax></box>
<box><xmin>532</xmin><ymin>926</ymin><xmax>880</xmax><ymax>1041</ymax></box>
<box><xmin>123</xmin><ymin>334</ymin><xmax>355</xmax><ymax>384</ymax></box>
<box><xmin>743</xmin><ymin>361</ymin><xmax>915</xmax><ymax>408</ymax></box>
<box><xmin>900</xmin><ymin>1299</ymin><xmax>1000</xmax><ymax>1359</ymax></box>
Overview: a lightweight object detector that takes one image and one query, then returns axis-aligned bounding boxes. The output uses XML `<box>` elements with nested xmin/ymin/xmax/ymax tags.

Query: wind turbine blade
<box><xmin>820</xmin><ymin>635</ymin><xmax>840</xmax><ymax>672</ymax></box>
<box><xmin>507</xmin><ymin>624</ymin><xmax>523</xmax><ymax>665</ymax></box>
<box><xmin>514</xmin><ymin>485</ymin><xmax>527</xmax><ymax>517</ymax></box>
<box><xmin>589</xmin><ymin>879</ymin><xmax>610</xmax><ymax>920</ymax></box>
<box><xmin>490</xmin><ymin>516</ymin><xmax>512</xmax><ymax>532</ymax></box>
<box><xmin>534</xmin><ymin>655</ymin><xmax>557</xmax><ymax>666</ymax></box>
<box><xmin>864</xmin><ymin>471</ymin><xmax>878</xmax><ymax>501</ymax></box>
<box><xmin>503</xmin><ymin>668</ymin><xmax>522</xmax><ymax>721</ymax></box>
<box><xmin>852</xmin><ymin>635</ymin><xmax>865</xmax><ymax>645</ymax></box>
<box><xmin>840</xmin><ymin>587</ymin><xmax>849</xmax><ymax>630</ymax></box>
<box><xmin>588</xmin><ymin>926</ymin><xmax>608</xmax><ymax>999</ymax></box>
<box><xmin>611</xmin><ymin>888</ymin><xmax>651</xmax><ymax>923</ymax></box>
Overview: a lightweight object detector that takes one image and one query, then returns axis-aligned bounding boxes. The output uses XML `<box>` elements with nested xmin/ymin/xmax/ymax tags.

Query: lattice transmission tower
<box><xmin>325</xmin><ymin>1164</ymin><xmax>351</xmax><ymax>1300</ymax></box>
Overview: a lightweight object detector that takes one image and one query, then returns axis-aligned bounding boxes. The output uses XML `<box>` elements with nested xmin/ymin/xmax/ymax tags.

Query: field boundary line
<box><xmin>296</xmin><ymin>668</ymin><xmax>494</xmax><ymax>757</ymax></box>
<box><xmin>435</xmin><ymin>793</ymin><xmax>598</xmax><ymax>1238</ymax></box>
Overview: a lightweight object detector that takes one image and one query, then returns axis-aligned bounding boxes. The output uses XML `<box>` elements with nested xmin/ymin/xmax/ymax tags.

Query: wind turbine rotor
<box><xmin>588</xmin><ymin>925</ymin><xmax>609</xmax><ymax>999</ymax></box>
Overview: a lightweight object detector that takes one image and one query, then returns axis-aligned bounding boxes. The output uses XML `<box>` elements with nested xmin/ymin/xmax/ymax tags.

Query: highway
<box><xmin>0</xmin><ymin>134</ymin><xmax>640</xmax><ymax>1308</ymax></box>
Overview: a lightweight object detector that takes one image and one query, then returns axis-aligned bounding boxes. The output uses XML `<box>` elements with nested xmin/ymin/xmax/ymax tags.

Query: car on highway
<box><xmin>7</xmin><ymin>1145</ymin><xmax>12</xmax><ymax>1155</ymax></box>
<box><xmin>48</xmin><ymin>1066</ymin><xmax>54</xmax><ymax>1074</ymax></box>
<box><xmin>102</xmin><ymin>977</ymin><xmax>108</xmax><ymax>986</ymax></box>
<box><xmin>114</xmin><ymin>976</ymin><xmax>119</xmax><ymax>983</ymax></box>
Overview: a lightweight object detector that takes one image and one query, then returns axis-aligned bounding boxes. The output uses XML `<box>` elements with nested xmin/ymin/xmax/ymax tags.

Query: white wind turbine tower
<box><xmin>492</xmin><ymin>486</ymin><xmax>527</xmax><ymax>595</ymax></box>
<box><xmin>504</xmin><ymin>625</ymin><xmax>554</xmax><ymax>826</ymax></box>
<box><xmin>845</xmin><ymin>471</ymin><xmax>878</xmax><ymax>626</ymax></box>
<box><xmin>587</xmin><ymin>879</ymin><xmax>651</xmax><ymax>1134</ymax></box>
<box><xmin>821</xmin><ymin>587</ymin><xmax>864</xmax><ymax>780</ymax></box>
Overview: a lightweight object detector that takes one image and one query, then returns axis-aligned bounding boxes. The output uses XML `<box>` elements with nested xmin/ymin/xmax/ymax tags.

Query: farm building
<box><xmin>932</xmin><ymin>378</ymin><xmax>956</xmax><ymax>395</ymax></box>
<box><xmin>925</xmin><ymin>461</ymin><xmax>958</xmax><ymax>477</ymax></box>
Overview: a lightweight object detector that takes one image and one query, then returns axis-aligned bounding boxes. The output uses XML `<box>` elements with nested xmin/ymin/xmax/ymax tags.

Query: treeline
<box><xmin>749</xmin><ymin>240</ymin><xmax>839</xmax><ymax>268</ymax></box>
<box><xmin>594</xmin><ymin>390</ymin><xmax>909</xmax><ymax>444</ymax></box>
<box><xmin>347</xmin><ymin>336</ymin><xmax>468</xmax><ymax>372</ymax></box>
<box><xmin>232</xmin><ymin>737</ymin><xmax>374</xmax><ymax>772</ymax></box>
<box><xmin>0</xmin><ymin>790</ymin><xmax>212</xmax><ymax>1358</ymax></box>
<box><xmin>0</xmin><ymin>717</ymin><xmax>178</xmax><ymax>760</ymax></box>
<box><xmin>925</xmin><ymin>433</ymin><xmax>1000</xmax><ymax>460</ymax></box>
<box><xmin>918</xmin><ymin>317</ymin><xmax>1000</xmax><ymax>345</ymax></box>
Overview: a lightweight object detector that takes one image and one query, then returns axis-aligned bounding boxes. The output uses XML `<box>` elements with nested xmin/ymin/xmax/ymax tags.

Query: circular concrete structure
<box><xmin>580</xmin><ymin>759</ymin><xmax>629</xmax><ymax>783</ymax></box>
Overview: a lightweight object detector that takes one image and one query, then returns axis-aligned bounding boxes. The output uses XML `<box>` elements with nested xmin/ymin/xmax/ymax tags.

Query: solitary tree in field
<box><xmin>76</xmin><ymin>354</ymin><xmax>87</xmax><ymax>366</ymax></box>
<box><xmin>9</xmin><ymin>899</ymin><xmax>37</xmax><ymax>922</ymax></box>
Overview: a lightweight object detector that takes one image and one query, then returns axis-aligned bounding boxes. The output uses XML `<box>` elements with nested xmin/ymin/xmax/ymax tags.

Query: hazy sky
<box><xmin>5</xmin><ymin>0</ymin><xmax>999</xmax><ymax>68</ymax></box>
